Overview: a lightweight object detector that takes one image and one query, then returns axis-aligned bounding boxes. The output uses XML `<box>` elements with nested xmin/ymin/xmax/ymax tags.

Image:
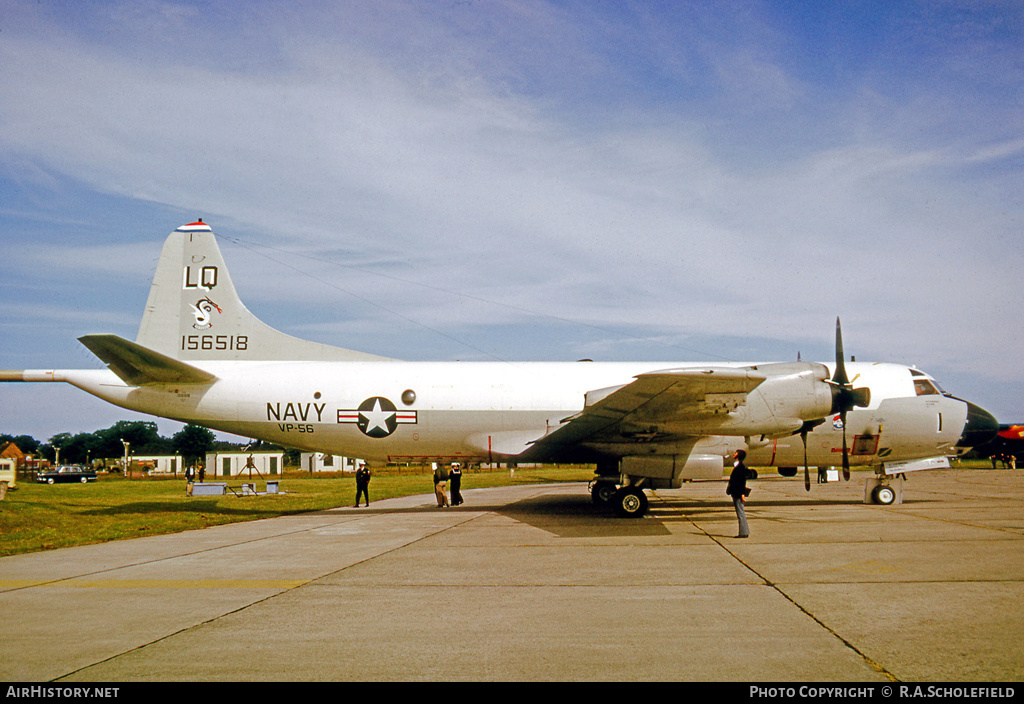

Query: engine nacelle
<box><xmin>716</xmin><ymin>362</ymin><xmax>834</xmax><ymax>437</ymax></box>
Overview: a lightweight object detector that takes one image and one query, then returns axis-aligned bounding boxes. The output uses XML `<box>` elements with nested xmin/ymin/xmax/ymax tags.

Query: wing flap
<box><xmin>79</xmin><ymin>334</ymin><xmax>218</xmax><ymax>386</ymax></box>
<box><xmin>519</xmin><ymin>367</ymin><xmax>766</xmax><ymax>461</ymax></box>
<box><xmin>624</xmin><ymin>367</ymin><xmax>766</xmax><ymax>423</ymax></box>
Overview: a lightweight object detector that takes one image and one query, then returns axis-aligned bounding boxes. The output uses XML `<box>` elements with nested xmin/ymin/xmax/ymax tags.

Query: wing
<box><xmin>518</xmin><ymin>367</ymin><xmax>767</xmax><ymax>461</ymax></box>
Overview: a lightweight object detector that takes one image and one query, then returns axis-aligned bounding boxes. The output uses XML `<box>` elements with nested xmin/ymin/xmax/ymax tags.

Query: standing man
<box><xmin>185</xmin><ymin>464</ymin><xmax>195</xmax><ymax>497</ymax></box>
<box><xmin>354</xmin><ymin>461</ymin><xmax>371</xmax><ymax>507</ymax></box>
<box><xmin>726</xmin><ymin>449</ymin><xmax>751</xmax><ymax>538</ymax></box>
<box><xmin>449</xmin><ymin>462</ymin><xmax>463</xmax><ymax>506</ymax></box>
<box><xmin>433</xmin><ymin>463</ymin><xmax>449</xmax><ymax>508</ymax></box>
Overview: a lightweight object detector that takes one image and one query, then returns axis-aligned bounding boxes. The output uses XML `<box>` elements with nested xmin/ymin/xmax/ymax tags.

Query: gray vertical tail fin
<box><xmin>135</xmin><ymin>221</ymin><xmax>390</xmax><ymax>362</ymax></box>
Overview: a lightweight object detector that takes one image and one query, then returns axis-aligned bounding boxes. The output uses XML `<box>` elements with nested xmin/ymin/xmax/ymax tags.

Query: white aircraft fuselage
<box><xmin>23</xmin><ymin>359</ymin><xmax>970</xmax><ymax>467</ymax></box>
<box><xmin>2</xmin><ymin>222</ymin><xmax>999</xmax><ymax>516</ymax></box>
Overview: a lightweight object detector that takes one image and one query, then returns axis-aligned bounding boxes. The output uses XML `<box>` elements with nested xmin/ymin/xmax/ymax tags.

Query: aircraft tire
<box><xmin>873</xmin><ymin>485</ymin><xmax>896</xmax><ymax>505</ymax></box>
<box><xmin>591</xmin><ymin>481</ymin><xmax>617</xmax><ymax>505</ymax></box>
<box><xmin>614</xmin><ymin>487</ymin><xmax>648</xmax><ymax>518</ymax></box>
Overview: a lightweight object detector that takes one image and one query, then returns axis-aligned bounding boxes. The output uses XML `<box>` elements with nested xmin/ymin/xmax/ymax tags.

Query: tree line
<box><xmin>0</xmin><ymin>420</ymin><xmax>255</xmax><ymax>466</ymax></box>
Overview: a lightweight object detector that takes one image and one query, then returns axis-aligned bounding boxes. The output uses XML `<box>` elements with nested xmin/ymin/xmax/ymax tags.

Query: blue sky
<box><xmin>1</xmin><ymin>0</ymin><xmax>1022</xmax><ymax>443</ymax></box>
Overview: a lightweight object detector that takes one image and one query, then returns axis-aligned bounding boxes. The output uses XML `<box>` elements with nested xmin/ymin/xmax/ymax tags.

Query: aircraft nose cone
<box><xmin>957</xmin><ymin>401</ymin><xmax>1000</xmax><ymax>448</ymax></box>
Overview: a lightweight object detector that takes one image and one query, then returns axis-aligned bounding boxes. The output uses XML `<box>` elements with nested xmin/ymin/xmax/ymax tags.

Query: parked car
<box><xmin>36</xmin><ymin>465</ymin><xmax>97</xmax><ymax>484</ymax></box>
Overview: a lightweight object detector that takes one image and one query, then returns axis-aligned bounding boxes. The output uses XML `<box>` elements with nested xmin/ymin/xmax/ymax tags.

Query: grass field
<box><xmin>0</xmin><ymin>466</ymin><xmax>595</xmax><ymax>558</ymax></box>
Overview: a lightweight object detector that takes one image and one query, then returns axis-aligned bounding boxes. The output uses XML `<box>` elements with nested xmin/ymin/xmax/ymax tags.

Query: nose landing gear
<box><xmin>865</xmin><ymin>473</ymin><xmax>903</xmax><ymax>505</ymax></box>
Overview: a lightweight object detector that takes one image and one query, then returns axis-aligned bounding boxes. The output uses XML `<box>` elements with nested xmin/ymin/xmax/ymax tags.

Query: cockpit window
<box><xmin>914</xmin><ymin>378</ymin><xmax>941</xmax><ymax>396</ymax></box>
<box><xmin>910</xmin><ymin>368</ymin><xmax>946</xmax><ymax>396</ymax></box>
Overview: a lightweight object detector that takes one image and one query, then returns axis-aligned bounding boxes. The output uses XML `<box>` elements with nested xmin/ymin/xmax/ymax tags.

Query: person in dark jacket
<box><xmin>726</xmin><ymin>449</ymin><xmax>751</xmax><ymax>538</ymax></box>
<box><xmin>433</xmin><ymin>463</ymin><xmax>449</xmax><ymax>508</ymax></box>
<box><xmin>449</xmin><ymin>462</ymin><xmax>463</xmax><ymax>506</ymax></box>
<box><xmin>354</xmin><ymin>461</ymin><xmax>371</xmax><ymax>507</ymax></box>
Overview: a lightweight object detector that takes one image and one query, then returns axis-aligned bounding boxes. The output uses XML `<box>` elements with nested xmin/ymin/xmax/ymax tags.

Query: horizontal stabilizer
<box><xmin>79</xmin><ymin>334</ymin><xmax>218</xmax><ymax>386</ymax></box>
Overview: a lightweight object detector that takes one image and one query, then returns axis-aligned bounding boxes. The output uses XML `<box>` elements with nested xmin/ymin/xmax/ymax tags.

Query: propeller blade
<box><xmin>834</xmin><ymin>317</ymin><xmax>849</xmax><ymax>386</ymax></box>
<box><xmin>796</xmin><ymin>420</ymin><xmax>822</xmax><ymax>492</ymax></box>
<box><xmin>841</xmin><ymin>411</ymin><xmax>851</xmax><ymax>481</ymax></box>
<box><xmin>831</xmin><ymin>318</ymin><xmax>859</xmax><ymax>481</ymax></box>
<box><xmin>803</xmin><ymin>432</ymin><xmax>810</xmax><ymax>492</ymax></box>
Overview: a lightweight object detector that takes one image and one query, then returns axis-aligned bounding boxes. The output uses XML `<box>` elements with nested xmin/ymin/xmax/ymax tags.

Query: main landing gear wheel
<box><xmin>591</xmin><ymin>481</ymin><xmax>617</xmax><ymax>505</ymax></box>
<box><xmin>614</xmin><ymin>486</ymin><xmax>648</xmax><ymax>518</ymax></box>
<box><xmin>872</xmin><ymin>485</ymin><xmax>896</xmax><ymax>505</ymax></box>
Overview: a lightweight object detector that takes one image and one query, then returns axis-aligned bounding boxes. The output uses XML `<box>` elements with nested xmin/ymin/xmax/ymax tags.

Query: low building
<box><xmin>133</xmin><ymin>455</ymin><xmax>184</xmax><ymax>474</ymax></box>
<box><xmin>204</xmin><ymin>451</ymin><xmax>285</xmax><ymax>478</ymax></box>
<box><xmin>299</xmin><ymin>452</ymin><xmax>360</xmax><ymax>473</ymax></box>
<box><xmin>0</xmin><ymin>442</ymin><xmax>26</xmax><ymax>471</ymax></box>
